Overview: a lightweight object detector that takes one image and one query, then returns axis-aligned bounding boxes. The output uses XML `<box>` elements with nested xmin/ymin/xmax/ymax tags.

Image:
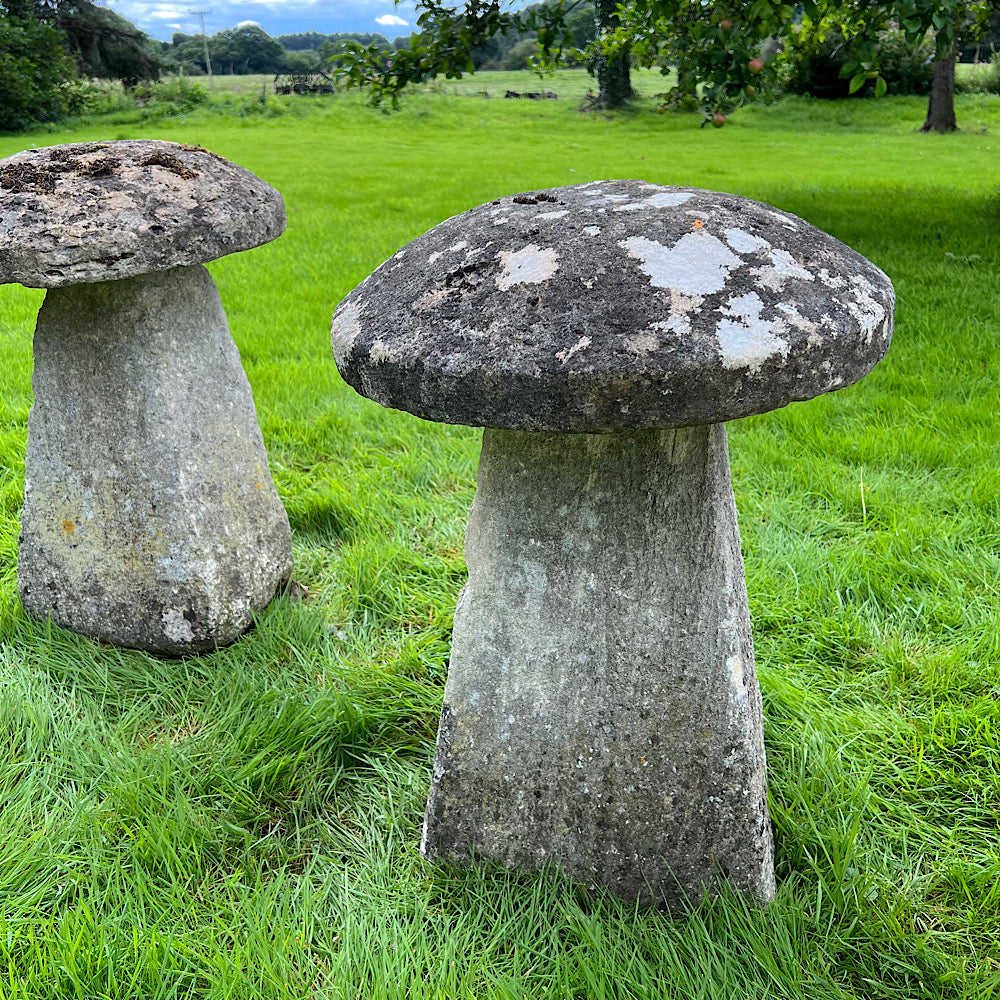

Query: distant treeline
<box><xmin>164</xmin><ymin>3</ymin><xmax>600</xmax><ymax>77</ymax></box>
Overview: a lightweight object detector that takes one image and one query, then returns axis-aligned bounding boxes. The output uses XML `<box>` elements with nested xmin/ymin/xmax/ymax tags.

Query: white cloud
<box><xmin>236</xmin><ymin>19</ymin><xmax>261</xmax><ymax>26</ymax></box>
<box><xmin>375</xmin><ymin>13</ymin><xmax>407</xmax><ymax>26</ymax></box>
<box><xmin>149</xmin><ymin>9</ymin><xmax>183</xmax><ymax>19</ymax></box>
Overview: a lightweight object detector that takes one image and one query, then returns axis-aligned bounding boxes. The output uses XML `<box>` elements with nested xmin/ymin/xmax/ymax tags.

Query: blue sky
<box><xmin>106</xmin><ymin>0</ymin><xmax>426</xmax><ymax>43</ymax></box>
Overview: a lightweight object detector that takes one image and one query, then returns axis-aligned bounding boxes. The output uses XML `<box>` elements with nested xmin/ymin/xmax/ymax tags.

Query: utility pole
<box><xmin>189</xmin><ymin>9</ymin><xmax>213</xmax><ymax>89</ymax></box>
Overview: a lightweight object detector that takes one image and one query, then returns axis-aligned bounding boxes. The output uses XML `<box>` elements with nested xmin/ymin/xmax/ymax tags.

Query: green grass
<box><xmin>1</xmin><ymin>78</ymin><xmax>999</xmax><ymax>998</ymax></box>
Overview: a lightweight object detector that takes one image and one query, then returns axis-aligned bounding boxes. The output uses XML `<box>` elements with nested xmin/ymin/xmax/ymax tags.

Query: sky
<box><xmin>104</xmin><ymin>0</ymin><xmax>428</xmax><ymax>43</ymax></box>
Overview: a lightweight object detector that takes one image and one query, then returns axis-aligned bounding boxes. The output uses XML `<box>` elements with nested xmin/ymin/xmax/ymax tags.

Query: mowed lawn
<box><xmin>0</xmin><ymin>77</ymin><xmax>999</xmax><ymax>998</ymax></box>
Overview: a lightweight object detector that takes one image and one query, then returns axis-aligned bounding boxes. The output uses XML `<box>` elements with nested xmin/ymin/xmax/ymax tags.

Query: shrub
<box><xmin>779</xmin><ymin>25</ymin><xmax>934</xmax><ymax>99</ymax></box>
<box><xmin>955</xmin><ymin>53</ymin><xmax>1000</xmax><ymax>94</ymax></box>
<box><xmin>131</xmin><ymin>76</ymin><xmax>208</xmax><ymax>112</ymax></box>
<box><xmin>502</xmin><ymin>38</ymin><xmax>541</xmax><ymax>71</ymax></box>
<box><xmin>0</xmin><ymin>14</ymin><xmax>74</xmax><ymax>131</ymax></box>
<box><xmin>58</xmin><ymin>78</ymin><xmax>129</xmax><ymax>116</ymax></box>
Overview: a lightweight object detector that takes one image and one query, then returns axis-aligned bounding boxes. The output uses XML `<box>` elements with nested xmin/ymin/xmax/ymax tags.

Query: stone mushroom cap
<box><xmin>332</xmin><ymin>179</ymin><xmax>894</xmax><ymax>432</ymax></box>
<box><xmin>0</xmin><ymin>139</ymin><xmax>285</xmax><ymax>289</ymax></box>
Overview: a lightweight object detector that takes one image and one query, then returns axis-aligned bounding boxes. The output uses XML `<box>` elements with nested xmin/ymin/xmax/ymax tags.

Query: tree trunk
<box><xmin>921</xmin><ymin>35</ymin><xmax>957</xmax><ymax>133</ymax></box>
<box><xmin>592</xmin><ymin>0</ymin><xmax>632</xmax><ymax>108</ymax></box>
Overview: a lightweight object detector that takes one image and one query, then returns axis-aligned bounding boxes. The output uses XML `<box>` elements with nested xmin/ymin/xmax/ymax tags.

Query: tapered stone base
<box><xmin>18</xmin><ymin>265</ymin><xmax>293</xmax><ymax>655</ymax></box>
<box><xmin>421</xmin><ymin>424</ymin><xmax>774</xmax><ymax>911</ymax></box>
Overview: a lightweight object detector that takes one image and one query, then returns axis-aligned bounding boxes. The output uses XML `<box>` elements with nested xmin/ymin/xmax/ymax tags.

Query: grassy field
<box><xmin>0</xmin><ymin>78</ymin><xmax>999</xmax><ymax>998</ymax></box>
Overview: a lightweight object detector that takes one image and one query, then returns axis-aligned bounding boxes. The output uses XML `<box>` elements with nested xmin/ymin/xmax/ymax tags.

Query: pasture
<box><xmin>0</xmin><ymin>77</ymin><xmax>998</xmax><ymax>997</ymax></box>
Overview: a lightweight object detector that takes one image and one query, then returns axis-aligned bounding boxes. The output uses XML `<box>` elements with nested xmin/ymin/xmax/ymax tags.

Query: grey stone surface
<box><xmin>422</xmin><ymin>424</ymin><xmax>774</xmax><ymax>910</ymax></box>
<box><xmin>0</xmin><ymin>140</ymin><xmax>285</xmax><ymax>288</ymax></box>
<box><xmin>18</xmin><ymin>265</ymin><xmax>293</xmax><ymax>655</ymax></box>
<box><xmin>332</xmin><ymin>179</ymin><xmax>894</xmax><ymax>432</ymax></box>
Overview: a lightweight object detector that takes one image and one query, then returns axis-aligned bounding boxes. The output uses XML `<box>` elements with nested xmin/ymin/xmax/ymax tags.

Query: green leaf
<box><xmin>848</xmin><ymin>71</ymin><xmax>867</xmax><ymax>94</ymax></box>
<box><xmin>839</xmin><ymin>60</ymin><xmax>859</xmax><ymax>79</ymax></box>
<box><xmin>874</xmin><ymin>75</ymin><xmax>887</xmax><ymax>98</ymax></box>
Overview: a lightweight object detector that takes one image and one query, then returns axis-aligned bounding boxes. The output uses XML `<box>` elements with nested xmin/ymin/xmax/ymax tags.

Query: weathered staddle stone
<box><xmin>1</xmin><ymin>140</ymin><xmax>292</xmax><ymax>654</ymax></box>
<box><xmin>331</xmin><ymin>179</ymin><xmax>895</xmax><ymax>911</ymax></box>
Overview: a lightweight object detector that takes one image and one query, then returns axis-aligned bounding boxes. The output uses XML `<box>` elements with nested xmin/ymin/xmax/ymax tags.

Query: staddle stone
<box><xmin>0</xmin><ymin>139</ymin><xmax>284</xmax><ymax>288</ymax></box>
<box><xmin>2</xmin><ymin>139</ymin><xmax>293</xmax><ymax>654</ymax></box>
<box><xmin>331</xmin><ymin>179</ymin><xmax>895</xmax><ymax>911</ymax></box>
<box><xmin>19</xmin><ymin>267</ymin><xmax>293</xmax><ymax>654</ymax></box>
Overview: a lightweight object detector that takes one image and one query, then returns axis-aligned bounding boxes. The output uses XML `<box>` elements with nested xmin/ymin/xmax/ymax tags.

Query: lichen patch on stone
<box><xmin>370</xmin><ymin>339</ymin><xmax>392</xmax><ymax>363</ymax></box>
<box><xmin>556</xmin><ymin>336</ymin><xmax>591</xmax><ymax>363</ymax></box>
<box><xmin>775</xmin><ymin>302</ymin><xmax>818</xmax><ymax>335</ymax></box>
<box><xmin>845</xmin><ymin>276</ymin><xmax>891</xmax><ymax>344</ymax></box>
<box><xmin>769</xmin><ymin>248</ymin><xmax>814</xmax><ymax>282</ymax></box>
<box><xmin>653</xmin><ymin>314</ymin><xmax>693</xmax><ymax>337</ymax></box>
<box><xmin>623</xmin><ymin>331</ymin><xmax>660</xmax><ymax>356</ymax></box>
<box><xmin>536</xmin><ymin>210</ymin><xmax>569</xmax><ymax>220</ymax></box>
<box><xmin>620</xmin><ymin>231</ymin><xmax>742</xmax><ymax>296</ymax></box>
<box><xmin>162</xmin><ymin>607</ymin><xmax>196</xmax><ymax>644</ymax></box>
<box><xmin>330</xmin><ymin>300</ymin><xmax>363</xmax><ymax>363</ymax></box>
<box><xmin>583</xmin><ymin>226</ymin><xmax>601</xmax><ymax>236</ymax></box>
<box><xmin>716</xmin><ymin>292</ymin><xmax>790</xmax><ymax>372</ymax></box>
<box><xmin>429</xmin><ymin>240</ymin><xmax>468</xmax><ymax>263</ymax></box>
<box><xmin>645</xmin><ymin>192</ymin><xmax>694</xmax><ymax>208</ymax></box>
<box><xmin>724</xmin><ymin>227</ymin><xmax>770</xmax><ymax>255</ymax></box>
<box><xmin>413</xmin><ymin>286</ymin><xmax>456</xmax><ymax>313</ymax></box>
<box><xmin>496</xmin><ymin>244</ymin><xmax>559</xmax><ymax>291</ymax></box>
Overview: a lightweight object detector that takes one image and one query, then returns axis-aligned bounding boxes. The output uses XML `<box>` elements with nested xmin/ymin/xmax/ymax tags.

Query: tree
<box><xmin>53</xmin><ymin>0</ymin><xmax>162</xmax><ymax>87</ymax></box>
<box><xmin>340</xmin><ymin>0</ymin><xmax>996</xmax><ymax>131</ymax></box>
<box><xmin>0</xmin><ymin>2</ymin><xmax>74</xmax><ymax>130</ymax></box>
<box><xmin>615</xmin><ymin>0</ymin><xmax>997</xmax><ymax>130</ymax></box>
<box><xmin>210</xmin><ymin>24</ymin><xmax>285</xmax><ymax>75</ymax></box>
<box><xmin>338</xmin><ymin>0</ymin><xmax>634</xmax><ymax>108</ymax></box>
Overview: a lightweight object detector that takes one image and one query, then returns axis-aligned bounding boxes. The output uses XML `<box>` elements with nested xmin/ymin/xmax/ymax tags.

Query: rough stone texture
<box><xmin>332</xmin><ymin>179</ymin><xmax>894</xmax><ymax>432</ymax></box>
<box><xmin>18</xmin><ymin>265</ymin><xmax>293</xmax><ymax>654</ymax></box>
<box><xmin>0</xmin><ymin>140</ymin><xmax>285</xmax><ymax>288</ymax></box>
<box><xmin>421</xmin><ymin>424</ymin><xmax>774</xmax><ymax>910</ymax></box>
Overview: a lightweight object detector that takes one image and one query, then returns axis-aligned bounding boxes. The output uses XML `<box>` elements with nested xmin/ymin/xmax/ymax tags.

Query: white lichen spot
<box><xmin>369</xmin><ymin>339</ymin><xmax>392</xmax><ymax>364</ymax></box>
<box><xmin>536</xmin><ymin>210</ymin><xmax>569</xmax><ymax>220</ymax></box>
<box><xmin>776</xmin><ymin>302</ymin><xmax>819</xmax><ymax>335</ymax></box>
<box><xmin>623</xmin><ymin>330</ymin><xmax>659</xmax><ymax>356</ymax></box>
<box><xmin>645</xmin><ymin>191</ymin><xmax>693</xmax><ymax>208</ymax></box>
<box><xmin>845</xmin><ymin>276</ymin><xmax>890</xmax><ymax>344</ymax></box>
<box><xmin>428</xmin><ymin>240</ymin><xmax>468</xmax><ymax>264</ymax></box>
<box><xmin>655</xmin><ymin>314</ymin><xmax>692</xmax><ymax>337</ymax></box>
<box><xmin>330</xmin><ymin>300</ymin><xmax>363</xmax><ymax>364</ymax></box>
<box><xmin>724</xmin><ymin>227</ymin><xmax>771</xmax><ymax>255</ymax></box>
<box><xmin>769</xmin><ymin>248</ymin><xmax>814</xmax><ymax>281</ymax></box>
<box><xmin>727</xmin><ymin>654</ymin><xmax>746</xmax><ymax>697</ymax></box>
<box><xmin>556</xmin><ymin>335</ymin><xmax>591</xmax><ymax>363</ymax></box>
<box><xmin>413</xmin><ymin>286</ymin><xmax>455</xmax><ymax>313</ymax></box>
<box><xmin>583</xmin><ymin>226</ymin><xmax>601</xmax><ymax>236</ymax></box>
<box><xmin>817</xmin><ymin>268</ymin><xmax>846</xmax><ymax>289</ymax></box>
<box><xmin>162</xmin><ymin>607</ymin><xmax>195</xmax><ymax>644</ymax></box>
<box><xmin>620</xmin><ymin>231</ymin><xmax>743</xmax><ymax>295</ymax></box>
<box><xmin>716</xmin><ymin>292</ymin><xmax>791</xmax><ymax>372</ymax></box>
<box><xmin>768</xmin><ymin>209</ymin><xmax>798</xmax><ymax>229</ymax></box>
<box><xmin>670</xmin><ymin>289</ymin><xmax>704</xmax><ymax>315</ymax></box>
<box><xmin>496</xmin><ymin>244</ymin><xmax>560</xmax><ymax>290</ymax></box>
